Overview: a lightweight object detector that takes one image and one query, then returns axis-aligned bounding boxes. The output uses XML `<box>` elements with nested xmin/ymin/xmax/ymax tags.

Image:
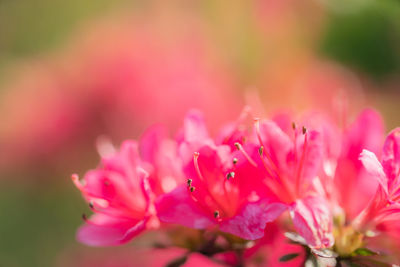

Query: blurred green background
<box><xmin>0</xmin><ymin>1</ymin><xmax>128</xmax><ymax>266</ymax></box>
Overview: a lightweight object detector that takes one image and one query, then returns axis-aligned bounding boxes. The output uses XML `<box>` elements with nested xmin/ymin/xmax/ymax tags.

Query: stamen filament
<box><xmin>296</xmin><ymin>132</ymin><xmax>308</xmax><ymax>196</ymax></box>
<box><xmin>193</xmin><ymin>152</ymin><xmax>205</xmax><ymax>181</ymax></box>
<box><xmin>259</xmin><ymin>147</ymin><xmax>295</xmax><ymax>202</ymax></box>
<box><xmin>223</xmin><ymin>106</ymin><xmax>252</xmax><ymax>143</ymax></box>
<box><xmin>192</xmin><ymin>152</ymin><xmax>230</xmax><ymax>217</ymax></box>
<box><xmin>234</xmin><ymin>142</ymin><xmax>257</xmax><ymax>167</ymax></box>
<box><xmin>71</xmin><ymin>174</ymin><xmax>85</xmax><ymax>191</ymax></box>
<box><xmin>253</xmin><ymin>119</ymin><xmax>281</xmax><ymax>175</ymax></box>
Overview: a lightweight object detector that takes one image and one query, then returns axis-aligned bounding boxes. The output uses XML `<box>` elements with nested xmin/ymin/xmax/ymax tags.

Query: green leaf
<box><xmin>279</xmin><ymin>253</ymin><xmax>300</xmax><ymax>262</ymax></box>
<box><xmin>348</xmin><ymin>256</ymin><xmax>392</xmax><ymax>267</ymax></box>
<box><xmin>354</xmin><ymin>248</ymin><xmax>379</xmax><ymax>256</ymax></box>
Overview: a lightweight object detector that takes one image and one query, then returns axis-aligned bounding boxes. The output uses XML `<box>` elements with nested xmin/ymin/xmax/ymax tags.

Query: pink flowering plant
<box><xmin>72</xmin><ymin>107</ymin><xmax>400</xmax><ymax>266</ymax></box>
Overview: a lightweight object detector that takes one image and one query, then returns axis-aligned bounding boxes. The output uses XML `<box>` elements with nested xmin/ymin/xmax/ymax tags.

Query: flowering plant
<box><xmin>73</xmin><ymin>107</ymin><xmax>400</xmax><ymax>266</ymax></box>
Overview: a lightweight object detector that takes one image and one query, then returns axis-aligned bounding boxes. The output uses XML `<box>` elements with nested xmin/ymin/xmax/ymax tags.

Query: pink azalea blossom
<box><xmin>250</xmin><ymin>117</ymin><xmax>334</xmax><ymax>249</ymax></box>
<box><xmin>139</xmin><ymin>125</ymin><xmax>185</xmax><ymax>196</ymax></box>
<box><xmin>69</xmin><ymin>106</ymin><xmax>400</xmax><ymax>264</ymax></box>
<box><xmin>156</xmin><ymin>111</ymin><xmax>286</xmax><ymax>240</ymax></box>
<box><xmin>266</xmin><ymin>109</ymin><xmax>385</xmax><ymax>252</ymax></box>
<box><xmin>72</xmin><ymin>141</ymin><xmax>159</xmax><ymax>246</ymax></box>
<box><xmin>356</xmin><ymin>128</ymin><xmax>400</xmax><ymax>233</ymax></box>
<box><xmin>157</xmin><ymin>109</ymin><xmax>334</xmax><ymax>246</ymax></box>
<box><xmin>330</xmin><ymin>109</ymin><xmax>384</xmax><ymax>220</ymax></box>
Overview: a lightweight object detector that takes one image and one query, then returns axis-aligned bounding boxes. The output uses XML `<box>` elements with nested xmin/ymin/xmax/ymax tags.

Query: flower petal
<box><xmin>299</xmin><ymin>130</ymin><xmax>323</xmax><ymax>184</ymax></box>
<box><xmin>333</xmin><ymin>110</ymin><xmax>384</xmax><ymax>219</ymax></box>
<box><xmin>156</xmin><ymin>185</ymin><xmax>214</xmax><ymax>229</ymax></box>
<box><xmin>290</xmin><ymin>196</ymin><xmax>334</xmax><ymax>249</ymax></box>
<box><xmin>345</xmin><ymin>109</ymin><xmax>384</xmax><ymax>166</ymax></box>
<box><xmin>139</xmin><ymin>124</ymin><xmax>167</xmax><ymax>164</ymax></box>
<box><xmin>183</xmin><ymin>110</ymin><xmax>209</xmax><ymax>144</ymax></box>
<box><xmin>258</xmin><ymin>120</ymin><xmax>293</xmax><ymax>170</ymax></box>
<box><xmin>382</xmin><ymin>128</ymin><xmax>400</xmax><ymax>188</ymax></box>
<box><xmin>77</xmin><ymin>214</ymin><xmax>146</xmax><ymax>246</ymax></box>
<box><xmin>359</xmin><ymin>149</ymin><xmax>388</xmax><ymax>195</ymax></box>
<box><xmin>219</xmin><ymin>201</ymin><xmax>286</xmax><ymax>240</ymax></box>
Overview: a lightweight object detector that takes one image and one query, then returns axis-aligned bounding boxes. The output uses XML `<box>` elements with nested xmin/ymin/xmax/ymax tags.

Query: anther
<box><xmin>89</xmin><ymin>201</ymin><xmax>94</xmax><ymax>209</ymax></box>
<box><xmin>187</xmin><ymin>179</ymin><xmax>193</xmax><ymax>187</ymax></box>
<box><xmin>82</xmin><ymin>214</ymin><xmax>88</xmax><ymax>221</ymax></box>
<box><xmin>226</xmin><ymin>172</ymin><xmax>235</xmax><ymax>180</ymax></box>
<box><xmin>258</xmin><ymin>146</ymin><xmax>264</xmax><ymax>156</ymax></box>
<box><xmin>214</xmin><ymin>210</ymin><xmax>220</xmax><ymax>218</ymax></box>
<box><xmin>302</xmin><ymin>126</ymin><xmax>307</xmax><ymax>135</ymax></box>
<box><xmin>292</xmin><ymin>122</ymin><xmax>296</xmax><ymax>130</ymax></box>
<box><xmin>233</xmin><ymin>158</ymin><xmax>238</xmax><ymax>165</ymax></box>
<box><xmin>190</xmin><ymin>186</ymin><xmax>195</xmax><ymax>192</ymax></box>
<box><xmin>234</xmin><ymin>142</ymin><xmax>241</xmax><ymax>150</ymax></box>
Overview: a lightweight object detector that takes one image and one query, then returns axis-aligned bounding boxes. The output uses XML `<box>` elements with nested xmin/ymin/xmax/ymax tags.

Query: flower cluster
<box><xmin>72</xmin><ymin>107</ymin><xmax>400</xmax><ymax>266</ymax></box>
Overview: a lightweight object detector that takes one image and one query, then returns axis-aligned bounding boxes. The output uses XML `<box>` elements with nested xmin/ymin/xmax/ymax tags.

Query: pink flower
<box><xmin>331</xmin><ymin>109</ymin><xmax>384</xmax><ymax>220</ymax></box>
<box><xmin>139</xmin><ymin>125</ymin><xmax>185</xmax><ymax>196</ymax></box>
<box><xmin>156</xmin><ymin>111</ymin><xmax>286</xmax><ymax>240</ymax></box>
<box><xmin>356</xmin><ymin>127</ymin><xmax>400</xmax><ymax>232</ymax></box>
<box><xmin>72</xmin><ymin>141</ymin><xmax>159</xmax><ymax>246</ymax></box>
<box><xmin>264</xmin><ymin>109</ymin><xmax>384</xmax><ymax>251</ymax></box>
<box><xmin>252</xmin><ymin>117</ymin><xmax>334</xmax><ymax>248</ymax></box>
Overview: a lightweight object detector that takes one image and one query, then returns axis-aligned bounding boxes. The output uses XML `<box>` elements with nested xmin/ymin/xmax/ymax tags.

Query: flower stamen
<box><xmin>296</xmin><ymin>129</ymin><xmax>308</xmax><ymax>196</ymax></box>
<box><xmin>193</xmin><ymin>152</ymin><xmax>205</xmax><ymax>181</ymax></box>
<box><xmin>234</xmin><ymin>142</ymin><xmax>257</xmax><ymax>167</ymax></box>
